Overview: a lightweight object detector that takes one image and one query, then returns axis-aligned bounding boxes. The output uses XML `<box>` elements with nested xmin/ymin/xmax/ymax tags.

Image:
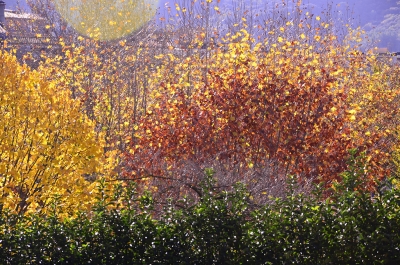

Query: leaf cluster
<box><xmin>0</xmin><ymin>50</ymin><xmax>115</xmax><ymax>215</ymax></box>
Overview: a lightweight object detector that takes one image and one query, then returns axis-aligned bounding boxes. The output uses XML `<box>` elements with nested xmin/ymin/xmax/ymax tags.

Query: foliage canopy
<box><xmin>0</xmin><ymin>51</ymin><xmax>113</xmax><ymax>215</ymax></box>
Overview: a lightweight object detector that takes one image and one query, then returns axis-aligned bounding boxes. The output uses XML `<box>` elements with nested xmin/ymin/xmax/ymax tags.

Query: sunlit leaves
<box><xmin>125</xmin><ymin>29</ymin><xmax>356</xmax><ymax>186</ymax></box>
<box><xmin>0</xmin><ymin>51</ymin><xmax>112</xmax><ymax>215</ymax></box>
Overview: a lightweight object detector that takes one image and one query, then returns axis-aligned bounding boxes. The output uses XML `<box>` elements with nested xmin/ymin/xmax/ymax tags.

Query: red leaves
<box><xmin>122</xmin><ymin>34</ymin><xmax>400</xmax><ymax>193</ymax></box>
<box><xmin>124</xmin><ymin>51</ymin><xmax>354</xmax><ymax>186</ymax></box>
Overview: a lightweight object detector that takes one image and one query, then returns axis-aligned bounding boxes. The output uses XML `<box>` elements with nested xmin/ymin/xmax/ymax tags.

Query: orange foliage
<box><xmin>125</xmin><ymin>32</ymin><xmax>345</xmax><ymax>185</ymax></box>
<box><xmin>123</xmin><ymin>27</ymin><xmax>400</xmax><ymax>191</ymax></box>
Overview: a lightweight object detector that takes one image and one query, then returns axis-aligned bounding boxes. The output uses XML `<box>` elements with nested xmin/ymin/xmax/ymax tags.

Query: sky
<box><xmin>4</xmin><ymin>0</ymin><xmax>26</xmax><ymax>9</ymax></box>
<box><xmin>4</xmin><ymin>0</ymin><xmax>400</xmax><ymax>50</ymax></box>
<box><xmin>5</xmin><ymin>0</ymin><xmax>398</xmax><ymax>25</ymax></box>
<box><xmin>4</xmin><ymin>0</ymin><xmax>398</xmax><ymax>18</ymax></box>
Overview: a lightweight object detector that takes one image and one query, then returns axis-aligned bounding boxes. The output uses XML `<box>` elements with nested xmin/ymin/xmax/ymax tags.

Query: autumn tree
<box><xmin>347</xmin><ymin>50</ymin><xmax>400</xmax><ymax>182</ymax></box>
<box><xmin>26</xmin><ymin>0</ymin><xmax>167</xmax><ymax>156</ymax></box>
<box><xmin>124</xmin><ymin>20</ymin><xmax>400</xmax><ymax>201</ymax></box>
<box><xmin>16</xmin><ymin>0</ymin><xmax>400</xmax><ymax>203</ymax></box>
<box><xmin>0</xmin><ymin>51</ymin><xmax>114</xmax><ymax>215</ymax></box>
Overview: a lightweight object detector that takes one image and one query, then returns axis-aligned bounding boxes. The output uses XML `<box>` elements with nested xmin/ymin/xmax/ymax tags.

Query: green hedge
<box><xmin>1</xmin><ymin>152</ymin><xmax>400</xmax><ymax>264</ymax></box>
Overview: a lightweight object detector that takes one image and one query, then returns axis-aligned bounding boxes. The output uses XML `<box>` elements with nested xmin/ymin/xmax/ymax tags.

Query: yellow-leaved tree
<box><xmin>0</xmin><ymin>51</ymin><xmax>114</xmax><ymax>215</ymax></box>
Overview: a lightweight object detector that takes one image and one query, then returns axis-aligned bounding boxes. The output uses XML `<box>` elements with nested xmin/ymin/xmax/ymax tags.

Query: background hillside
<box><xmin>4</xmin><ymin>0</ymin><xmax>400</xmax><ymax>50</ymax></box>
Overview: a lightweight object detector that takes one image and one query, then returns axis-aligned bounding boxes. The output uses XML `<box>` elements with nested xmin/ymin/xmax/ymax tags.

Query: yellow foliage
<box><xmin>0</xmin><ymin>51</ymin><xmax>115</xmax><ymax>215</ymax></box>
